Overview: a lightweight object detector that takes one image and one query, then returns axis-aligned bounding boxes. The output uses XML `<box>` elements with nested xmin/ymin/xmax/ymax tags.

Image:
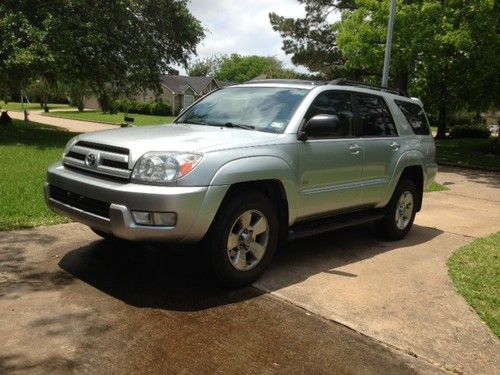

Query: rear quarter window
<box><xmin>395</xmin><ymin>100</ymin><xmax>430</xmax><ymax>135</ymax></box>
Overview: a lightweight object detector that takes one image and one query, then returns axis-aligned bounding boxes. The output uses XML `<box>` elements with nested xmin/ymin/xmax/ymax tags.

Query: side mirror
<box><xmin>297</xmin><ymin>114</ymin><xmax>341</xmax><ymax>141</ymax></box>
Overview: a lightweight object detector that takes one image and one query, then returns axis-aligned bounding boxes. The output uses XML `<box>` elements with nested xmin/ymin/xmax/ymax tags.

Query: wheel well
<box><xmin>400</xmin><ymin>166</ymin><xmax>424</xmax><ymax>212</ymax></box>
<box><xmin>225</xmin><ymin>180</ymin><xmax>289</xmax><ymax>246</ymax></box>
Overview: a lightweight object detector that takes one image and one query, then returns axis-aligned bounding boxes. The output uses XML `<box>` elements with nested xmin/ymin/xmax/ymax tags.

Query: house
<box><xmin>84</xmin><ymin>74</ymin><xmax>224</xmax><ymax>113</ymax></box>
<box><xmin>158</xmin><ymin>75</ymin><xmax>222</xmax><ymax>114</ymax></box>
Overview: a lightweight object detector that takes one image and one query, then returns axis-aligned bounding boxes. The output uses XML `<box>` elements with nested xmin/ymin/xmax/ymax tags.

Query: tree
<box><xmin>187</xmin><ymin>54</ymin><xmax>305</xmax><ymax>82</ymax></box>
<box><xmin>269</xmin><ymin>0</ymin><xmax>355</xmax><ymax>78</ymax></box>
<box><xmin>187</xmin><ymin>56</ymin><xmax>224</xmax><ymax>77</ymax></box>
<box><xmin>215</xmin><ymin>54</ymin><xmax>285</xmax><ymax>82</ymax></box>
<box><xmin>271</xmin><ymin>0</ymin><xmax>500</xmax><ymax>138</ymax></box>
<box><xmin>335</xmin><ymin>0</ymin><xmax>499</xmax><ymax>138</ymax></box>
<box><xmin>0</xmin><ymin>0</ymin><xmax>205</xmax><ymax>111</ymax></box>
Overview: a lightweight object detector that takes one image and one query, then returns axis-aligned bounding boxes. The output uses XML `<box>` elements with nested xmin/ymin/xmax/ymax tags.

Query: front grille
<box><xmin>66</xmin><ymin>151</ymin><xmax>85</xmax><ymax>161</ymax></box>
<box><xmin>75</xmin><ymin>141</ymin><xmax>129</xmax><ymax>155</ymax></box>
<box><xmin>100</xmin><ymin>159</ymin><xmax>129</xmax><ymax>169</ymax></box>
<box><xmin>49</xmin><ymin>185</ymin><xmax>111</xmax><ymax>218</ymax></box>
<box><xmin>63</xmin><ymin>141</ymin><xmax>131</xmax><ymax>180</ymax></box>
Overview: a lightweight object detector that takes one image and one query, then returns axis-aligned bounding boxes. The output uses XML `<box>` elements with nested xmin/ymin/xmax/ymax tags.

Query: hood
<box><xmin>75</xmin><ymin>123</ymin><xmax>280</xmax><ymax>161</ymax></box>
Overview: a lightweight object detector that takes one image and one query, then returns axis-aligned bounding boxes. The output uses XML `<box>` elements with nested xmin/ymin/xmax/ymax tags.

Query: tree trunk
<box><xmin>77</xmin><ymin>97</ymin><xmax>84</xmax><ymax>112</ymax></box>
<box><xmin>474</xmin><ymin>111</ymin><xmax>482</xmax><ymax>125</ymax></box>
<box><xmin>436</xmin><ymin>85</ymin><xmax>448</xmax><ymax>139</ymax></box>
<box><xmin>397</xmin><ymin>71</ymin><xmax>409</xmax><ymax>96</ymax></box>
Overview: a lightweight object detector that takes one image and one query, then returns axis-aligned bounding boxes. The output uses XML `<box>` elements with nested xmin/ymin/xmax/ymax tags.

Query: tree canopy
<box><xmin>269</xmin><ymin>0</ymin><xmax>355</xmax><ymax>77</ymax></box>
<box><xmin>0</xmin><ymin>0</ymin><xmax>204</xmax><ymax>109</ymax></box>
<box><xmin>270</xmin><ymin>0</ymin><xmax>500</xmax><ymax>137</ymax></box>
<box><xmin>187</xmin><ymin>54</ymin><xmax>304</xmax><ymax>82</ymax></box>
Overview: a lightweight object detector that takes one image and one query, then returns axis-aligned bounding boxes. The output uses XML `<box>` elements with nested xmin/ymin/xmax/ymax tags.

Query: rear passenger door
<box><xmin>355</xmin><ymin>93</ymin><xmax>401</xmax><ymax>205</ymax></box>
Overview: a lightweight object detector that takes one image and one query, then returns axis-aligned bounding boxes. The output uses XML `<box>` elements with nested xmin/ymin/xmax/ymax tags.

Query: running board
<box><xmin>288</xmin><ymin>209</ymin><xmax>385</xmax><ymax>241</ymax></box>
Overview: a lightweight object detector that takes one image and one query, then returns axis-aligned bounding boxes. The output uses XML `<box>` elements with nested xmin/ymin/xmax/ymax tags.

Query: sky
<box><xmin>174</xmin><ymin>0</ymin><xmax>309</xmax><ymax>74</ymax></box>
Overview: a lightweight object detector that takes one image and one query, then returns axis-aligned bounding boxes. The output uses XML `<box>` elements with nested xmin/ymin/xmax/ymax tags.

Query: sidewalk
<box><xmin>8</xmin><ymin>110</ymin><xmax>117</xmax><ymax>133</ymax></box>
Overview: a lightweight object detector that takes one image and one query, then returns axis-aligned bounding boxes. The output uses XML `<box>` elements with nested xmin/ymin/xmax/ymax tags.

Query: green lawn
<box><xmin>44</xmin><ymin>110</ymin><xmax>174</xmax><ymax>126</ymax></box>
<box><xmin>435</xmin><ymin>138</ymin><xmax>500</xmax><ymax>171</ymax></box>
<box><xmin>448</xmin><ymin>232</ymin><xmax>500</xmax><ymax>337</ymax></box>
<box><xmin>424</xmin><ymin>181</ymin><xmax>449</xmax><ymax>192</ymax></box>
<box><xmin>0</xmin><ymin>120</ymin><xmax>74</xmax><ymax>230</ymax></box>
<box><xmin>0</xmin><ymin>101</ymin><xmax>70</xmax><ymax>112</ymax></box>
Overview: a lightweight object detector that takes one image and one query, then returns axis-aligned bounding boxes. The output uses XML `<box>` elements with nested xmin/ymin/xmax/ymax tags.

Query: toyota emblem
<box><xmin>85</xmin><ymin>153</ymin><xmax>98</xmax><ymax>167</ymax></box>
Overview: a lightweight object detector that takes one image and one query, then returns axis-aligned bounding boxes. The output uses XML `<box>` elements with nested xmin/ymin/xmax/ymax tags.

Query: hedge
<box><xmin>450</xmin><ymin>125</ymin><xmax>491</xmax><ymax>139</ymax></box>
<box><xmin>114</xmin><ymin>99</ymin><xmax>172</xmax><ymax>116</ymax></box>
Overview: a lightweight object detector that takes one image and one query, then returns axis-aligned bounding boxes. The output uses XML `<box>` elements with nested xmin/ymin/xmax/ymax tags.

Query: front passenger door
<box><xmin>297</xmin><ymin>91</ymin><xmax>364</xmax><ymax>219</ymax></box>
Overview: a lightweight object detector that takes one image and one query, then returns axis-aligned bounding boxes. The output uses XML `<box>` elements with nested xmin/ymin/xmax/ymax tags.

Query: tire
<box><xmin>204</xmin><ymin>191</ymin><xmax>279</xmax><ymax>288</ymax></box>
<box><xmin>374</xmin><ymin>179</ymin><xmax>418</xmax><ymax>241</ymax></box>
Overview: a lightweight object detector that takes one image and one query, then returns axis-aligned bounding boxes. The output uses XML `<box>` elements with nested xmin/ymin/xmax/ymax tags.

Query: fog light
<box><xmin>152</xmin><ymin>212</ymin><xmax>177</xmax><ymax>226</ymax></box>
<box><xmin>132</xmin><ymin>211</ymin><xmax>152</xmax><ymax>225</ymax></box>
<box><xmin>131</xmin><ymin>211</ymin><xmax>176</xmax><ymax>226</ymax></box>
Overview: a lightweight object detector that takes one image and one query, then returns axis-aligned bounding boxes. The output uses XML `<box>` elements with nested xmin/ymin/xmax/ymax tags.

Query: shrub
<box><xmin>484</xmin><ymin>137</ymin><xmax>500</xmax><ymax>155</ymax></box>
<box><xmin>450</xmin><ymin>125</ymin><xmax>491</xmax><ymax>139</ymax></box>
<box><xmin>114</xmin><ymin>99</ymin><xmax>172</xmax><ymax>116</ymax></box>
<box><xmin>149</xmin><ymin>101</ymin><xmax>172</xmax><ymax>116</ymax></box>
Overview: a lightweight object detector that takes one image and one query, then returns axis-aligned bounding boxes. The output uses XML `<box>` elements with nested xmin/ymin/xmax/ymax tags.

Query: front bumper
<box><xmin>45</xmin><ymin>162</ymin><xmax>228</xmax><ymax>243</ymax></box>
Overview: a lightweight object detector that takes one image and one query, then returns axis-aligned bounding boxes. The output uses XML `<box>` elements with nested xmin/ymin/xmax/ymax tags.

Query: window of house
<box><xmin>395</xmin><ymin>100</ymin><xmax>430</xmax><ymax>135</ymax></box>
<box><xmin>183</xmin><ymin>95</ymin><xmax>194</xmax><ymax>108</ymax></box>
<box><xmin>304</xmin><ymin>91</ymin><xmax>355</xmax><ymax>137</ymax></box>
<box><xmin>357</xmin><ymin>94</ymin><xmax>397</xmax><ymax>137</ymax></box>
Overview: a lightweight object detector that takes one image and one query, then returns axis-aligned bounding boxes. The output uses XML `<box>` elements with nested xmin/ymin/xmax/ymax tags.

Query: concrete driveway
<box><xmin>8</xmin><ymin>110</ymin><xmax>117</xmax><ymax>133</ymax></box>
<box><xmin>1</xmin><ymin>167</ymin><xmax>499</xmax><ymax>374</ymax></box>
<box><xmin>257</xmin><ymin>166</ymin><xmax>500</xmax><ymax>374</ymax></box>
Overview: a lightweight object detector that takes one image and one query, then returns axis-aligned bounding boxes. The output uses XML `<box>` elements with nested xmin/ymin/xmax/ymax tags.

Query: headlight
<box><xmin>131</xmin><ymin>152</ymin><xmax>203</xmax><ymax>184</ymax></box>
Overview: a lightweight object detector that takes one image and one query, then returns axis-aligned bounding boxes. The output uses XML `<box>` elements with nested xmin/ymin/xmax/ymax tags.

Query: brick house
<box><xmin>84</xmin><ymin>74</ymin><xmax>223</xmax><ymax>113</ymax></box>
<box><xmin>158</xmin><ymin>75</ymin><xmax>222</xmax><ymax>114</ymax></box>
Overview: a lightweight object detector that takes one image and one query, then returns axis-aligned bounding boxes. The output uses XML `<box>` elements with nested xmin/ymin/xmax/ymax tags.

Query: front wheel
<box><xmin>204</xmin><ymin>191</ymin><xmax>278</xmax><ymax>287</ymax></box>
<box><xmin>90</xmin><ymin>227</ymin><xmax>119</xmax><ymax>242</ymax></box>
<box><xmin>374</xmin><ymin>179</ymin><xmax>418</xmax><ymax>240</ymax></box>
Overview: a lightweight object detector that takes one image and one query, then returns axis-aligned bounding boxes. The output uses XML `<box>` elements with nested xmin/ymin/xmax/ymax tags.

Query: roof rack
<box><xmin>245</xmin><ymin>79</ymin><xmax>326</xmax><ymax>86</ymax></box>
<box><xmin>329</xmin><ymin>78</ymin><xmax>407</xmax><ymax>97</ymax></box>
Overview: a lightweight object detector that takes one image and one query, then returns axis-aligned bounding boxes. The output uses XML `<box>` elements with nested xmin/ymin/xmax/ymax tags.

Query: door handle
<box><xmin>390</xmin><ymin>141</ymin><xmax>400</xmax><ymax>151</ymax></box>
<box><xmin>348</xmin><ymin>144</ymin><xmax>361</xmax><ymax>154</ymax></box>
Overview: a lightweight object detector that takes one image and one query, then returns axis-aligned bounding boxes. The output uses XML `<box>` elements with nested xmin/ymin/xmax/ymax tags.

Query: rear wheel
<box><xmin>204</xmin><ymin>191</ymin><xmax>278</xmax><ymax>287</ymax></box>
<box><xmin>374</xmin><ymin>179</ymin><xmax>418</xmax><ymax>240</ymax></box>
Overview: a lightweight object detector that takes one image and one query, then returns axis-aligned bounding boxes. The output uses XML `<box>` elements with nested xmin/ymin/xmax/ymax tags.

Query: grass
<box><xmin>44</xmin><ymin>110</ymin><xmax>174</xmax><ymax>126</ymax></box>
<box><xmin>448</xmin><ymin>232</ymin><xmax>500</xmax><ymax>337</ymax></box>
<box><xmin>435</xmin><ymin>138</ymin><xmax>500</xmax><ymax>171</ymax></box>
<box><xmin>0</xmin><ymin>119</ymin><xmax>74</xmax><ymax>230</ymax></box>
<box><xmin>424</xmin><ymin>181</ymin><xmax>449</xmax><ymax>192</ymax></box>
<box><xmin>0</xmin><ymin>101</ymin><xmax>70</xmax><ymax>112</ymax></box>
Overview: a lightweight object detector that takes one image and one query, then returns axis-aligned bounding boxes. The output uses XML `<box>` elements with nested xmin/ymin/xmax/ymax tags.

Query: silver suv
<box><xmin>46</xmin><ymin>79</ymin><xmax>437</xmax><ymax>286</ymax></box>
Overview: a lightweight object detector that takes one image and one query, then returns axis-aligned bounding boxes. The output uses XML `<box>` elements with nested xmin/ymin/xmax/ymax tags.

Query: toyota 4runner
<box><xmin>45</xmin><ymin>79</ymin><xmax>437</xmax><ymax>286</ymax></box>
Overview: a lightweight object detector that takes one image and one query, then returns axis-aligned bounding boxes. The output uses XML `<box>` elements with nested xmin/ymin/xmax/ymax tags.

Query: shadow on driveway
<box><xmin>58</xmin><ymin>240</ymin><xmax>264</xmax><ymax>311</ymax></box>
<box><xmin>58</xmin><ymin>223</ymin><xmax>443</xmax><ymax>311</ymax></box>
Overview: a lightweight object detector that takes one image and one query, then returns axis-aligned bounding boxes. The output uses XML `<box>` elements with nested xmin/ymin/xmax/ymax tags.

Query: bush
<box><xmin>114</xmin><ymin>99</ymin><xmax>172</xmax><ymax>116</ymax></box>
<box><xmin>149</xmin><ymin>101</ymin><xmax>172</xmax><ymax>116</ymax></box>
<box><xmin>450</xmin><ymin>125</ymin><xmax>491</xmax><ymax>139</ymax></box>
<box><xmin>484</xmin><ymin>137</ymin><xmax>500</xmax><ymax>155</ymax></box>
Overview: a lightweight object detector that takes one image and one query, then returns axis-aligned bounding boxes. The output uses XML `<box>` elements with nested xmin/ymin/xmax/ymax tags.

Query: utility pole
<box><xmin>382</xmin><ymin>0</ymin><xmax>397</xmax><ymax>88</ymax></box>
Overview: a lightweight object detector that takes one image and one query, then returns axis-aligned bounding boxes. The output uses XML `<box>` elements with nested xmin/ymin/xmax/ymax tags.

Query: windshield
<box><xmin>176</xmin><ymin>87</ymin><xmax>310</xmax><ymax>133</ymax></box>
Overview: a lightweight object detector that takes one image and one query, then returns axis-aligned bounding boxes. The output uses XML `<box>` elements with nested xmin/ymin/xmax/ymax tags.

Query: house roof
<box><xmin>161</xmin><ymin>75</ymin><xmax>219</xmax><ymax>95</ymax></box>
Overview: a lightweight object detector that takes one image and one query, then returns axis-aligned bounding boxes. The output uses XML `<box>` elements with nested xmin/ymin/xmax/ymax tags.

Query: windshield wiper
<box><xmin>178</xmin><ymin>119</ymin><xmax>208</xmax><ymax>125</ymax></box>
<box><xmin>219</xmin><ymin>122</ymin><xmax>255</xmax><ymax>130</ymax></box>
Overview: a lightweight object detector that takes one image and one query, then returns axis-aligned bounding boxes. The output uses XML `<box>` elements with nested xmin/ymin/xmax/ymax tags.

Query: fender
<box><xmin>379</xmin><ymin>149</ymin><xmax>426</xmax><ymax>207</ymax></box>
<box><xmin>210</xmin><ymin>156</ymin><xmax>300</xmax><ymax>224</ymax></box>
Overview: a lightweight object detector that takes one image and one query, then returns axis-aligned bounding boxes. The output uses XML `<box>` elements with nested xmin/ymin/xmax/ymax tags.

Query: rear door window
<box><xmin>395</xmin><ymin>100</ymin><xmax>430</xmax><ymax>135</ymax></box>
<box><xmin>356</xmin><ymin>94</ymin><xmax>398</xmax><ymax>137</ymax></box>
